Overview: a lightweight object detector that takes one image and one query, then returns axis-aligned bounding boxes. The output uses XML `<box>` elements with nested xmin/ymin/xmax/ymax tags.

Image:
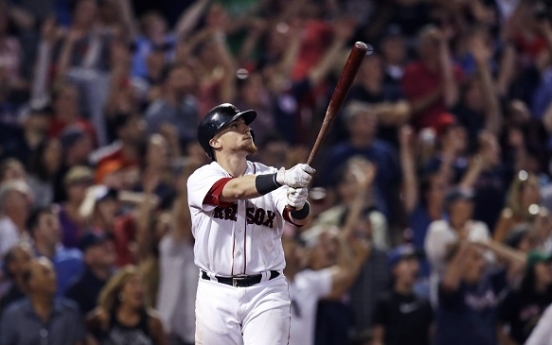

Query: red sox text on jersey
<box><xmin>213</xmin><ymin>204</ymin><xmax>277</xmax><ymax>229</ymax></box>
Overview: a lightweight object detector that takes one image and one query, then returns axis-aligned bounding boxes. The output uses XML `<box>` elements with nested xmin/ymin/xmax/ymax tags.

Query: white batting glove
<box><xmin>276</xmin><ymin>164</ymin><xmax>316</xmax><ymax>188</ymax></box>
<box><xmin>287</xmin><ymin>187</ymin><xmax>308</xmax><ymax>210</ymax></box>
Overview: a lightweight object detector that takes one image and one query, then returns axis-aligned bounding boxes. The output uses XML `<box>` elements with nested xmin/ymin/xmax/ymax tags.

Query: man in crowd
<box><xmin>0</xmin><ymin>243</ymin><xmax>33</xmax><ymax>316</ymax></box>
<box><xmin>65</xmin><ymin>231</ymin><xmax>115</xmax><ymax>315</ymax></box>
<box><xmin>0</xmin><ymin>257</ymin><xmax>86</xmax><ymax>345</ymax></box>
<box><xmin>27</xmin><ymin>206</ymin><xmax>84</xmax><ymax>296</ymax></box>
<box><xmin>322</xmin><ymin>102</ymin><xmax>400</xmax><ymax>222</ymax></box>
<box><xmin>435</xmin><ymin>241</ymin><xmax>524</xmax><ymax>345</ymax></box>
<box><xmin>372</xmin><ymin>245</ymin><xmax>434</xmax><ymax>345</ymax></box>
<box><xmin>145</xmin><ymin>63</ymin><xmax>199</xmax><ymax>148</ymax></box>
<box><xmin>284</xmin><ymin>223</ymin><xmax>369</xmax><ymax>345</ymax></box>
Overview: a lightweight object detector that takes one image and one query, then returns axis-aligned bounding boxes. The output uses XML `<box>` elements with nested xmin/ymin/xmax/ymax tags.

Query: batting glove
<box><xmin>276</xmin><ymin>164</ymin><xmax>316</xmax><ymax>188</ymax></box>
<box><xmin>287</xmin><ymin>187</ymin><xmax>308</xmax><ymax>210</ymax></box>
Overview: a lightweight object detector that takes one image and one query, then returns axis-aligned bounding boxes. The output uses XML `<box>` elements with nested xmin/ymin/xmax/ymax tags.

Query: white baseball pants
<box><xmin>195</xmin><ymin>274</ymin><xmax>291</xmax><ymax>345</ymax></box>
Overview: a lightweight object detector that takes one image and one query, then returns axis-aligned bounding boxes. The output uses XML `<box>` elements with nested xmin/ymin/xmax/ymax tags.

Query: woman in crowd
<box><xmin>499</xmin><ymin>251</ymin><xmax>552</xmax><ymax>345</ymax></box>
<box><xmin>494</xmin><ymin>171</ymin><xmax>541</xmax><ymax>243</ymax></box>
<box><xmin>86</xmin><ymin>265</ymin><xmax>167</xmax><ymax>345</ymax></box>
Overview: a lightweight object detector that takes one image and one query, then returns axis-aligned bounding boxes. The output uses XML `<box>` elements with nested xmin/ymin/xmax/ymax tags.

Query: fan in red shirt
<box><xmin>48</xmin><ymin>83</ymin><xmax>97</xmax><ymax>144</ymax></box>
<box><xmin>402</xmin><ymin>25</ymin><xmax>464</xmax><ymax>131</ymax></box>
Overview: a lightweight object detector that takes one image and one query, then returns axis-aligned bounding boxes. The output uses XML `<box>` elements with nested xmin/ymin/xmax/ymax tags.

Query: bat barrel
<box><xmin>306</xmin><ymin>41</ymin><xmax>369</xmax><ymax>166</ymax></box>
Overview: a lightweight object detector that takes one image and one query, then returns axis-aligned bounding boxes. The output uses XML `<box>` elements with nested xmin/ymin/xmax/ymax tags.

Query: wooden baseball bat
<box><xmin>306</xmin><ymin>41</ymin><xmax>369</xmax><ymax>166</ymax></box>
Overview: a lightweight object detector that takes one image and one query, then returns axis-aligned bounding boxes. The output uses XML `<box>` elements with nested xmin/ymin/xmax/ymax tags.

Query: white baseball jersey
<box><xmin>187</xmin><ymin>160</ymin><xmax>290</xmax><ymax>276</ymax></box>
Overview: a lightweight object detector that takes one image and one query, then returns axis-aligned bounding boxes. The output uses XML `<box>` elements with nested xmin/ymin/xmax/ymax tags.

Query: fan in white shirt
<box><xmin>425</xmin><ymin>187</ymin><xmax>490</xmax><ymax>305</ymax></box>
<box><xmin>0</xmin><ymin>180</ymin><xmax>32</xmax><ymax>257</ymax></box>
<box><xmin>0</xmin><ymin>180</ymin><xmax>32</xmax><ymax>297</ymax></box>
<box><xmin>284</xmin><ymin>221</ymin><xmax>369</xmax><ymax>345</ymax></box>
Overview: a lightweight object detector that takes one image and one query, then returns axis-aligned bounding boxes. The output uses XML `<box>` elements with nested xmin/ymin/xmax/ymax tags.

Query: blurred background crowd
<box><xmin>1</xmin><ymin>0</ymin><xmax>552</xmax><ymax>344</ymax></box>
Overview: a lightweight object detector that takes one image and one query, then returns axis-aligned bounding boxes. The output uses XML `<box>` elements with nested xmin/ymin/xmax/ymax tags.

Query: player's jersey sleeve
<box><xmin>187</xmin><ymin>164</ymin><xmax>231</xmax><ymax>212</ymax></box>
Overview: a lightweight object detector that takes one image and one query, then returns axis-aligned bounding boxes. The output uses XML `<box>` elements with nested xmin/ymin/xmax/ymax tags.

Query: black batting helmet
<box><xmin>198</xmin><ymin>103</ymin><xmax>257</xmax><ymax>160</ymax></box>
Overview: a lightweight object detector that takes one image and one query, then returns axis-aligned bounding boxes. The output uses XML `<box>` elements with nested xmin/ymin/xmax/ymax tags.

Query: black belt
<box><xmin>201</xmin><ymin>270</ymin><xmax>280</xmax><ymax>287</ymax></box>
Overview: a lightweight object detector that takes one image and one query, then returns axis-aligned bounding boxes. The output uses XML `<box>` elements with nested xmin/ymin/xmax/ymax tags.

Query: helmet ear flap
<box><xmin>250</xmin><ymin>129</ymin><xmax>256</xmax><ymax>142</ymax></box>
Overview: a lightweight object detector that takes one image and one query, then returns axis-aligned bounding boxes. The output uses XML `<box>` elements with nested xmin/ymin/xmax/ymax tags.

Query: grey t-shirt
<box><xmin>0</xmin><ymin>298</ymin><xmax>86</xmax><ymax>345</ymax></box>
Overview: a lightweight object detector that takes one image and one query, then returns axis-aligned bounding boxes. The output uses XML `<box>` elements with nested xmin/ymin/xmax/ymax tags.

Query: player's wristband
<box><xmin>256</xmin><ymin>173</ymin><xmax>282</xmax><ymax>195</ymax></box>
<box><xmin>290</xmin><ymin>202</ymin><xmax>310</xmax><ymax>220</ymax></box>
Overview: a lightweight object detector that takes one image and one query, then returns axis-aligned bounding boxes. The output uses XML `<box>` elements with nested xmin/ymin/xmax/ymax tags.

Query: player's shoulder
<box><xmin>188</xmin><ymin>162</ymin><xmax>223</xmax><ymax>181</ymax></box>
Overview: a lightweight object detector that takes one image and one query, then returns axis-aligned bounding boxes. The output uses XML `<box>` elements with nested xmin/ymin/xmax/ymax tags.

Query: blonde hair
<box><xmin>506</xmin><ymin>171</ymin><xmax>540</xmax><ymax>219</ymax></box>
<box><xmin>97</xmin><ymin>265</ymin><xmax>141</xmax><ymax>312</ymax></box>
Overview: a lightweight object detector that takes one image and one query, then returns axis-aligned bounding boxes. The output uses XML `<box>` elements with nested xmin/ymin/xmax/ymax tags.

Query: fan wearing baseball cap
<box><xmin>372</xmin><ymin>245</ymin><xmax>433</xmax><ymax>345</ymax></box>
<box><xmin>65</xmin><ymin>232</ymin><xmax>116</xmax><ymax>315</ymax></box>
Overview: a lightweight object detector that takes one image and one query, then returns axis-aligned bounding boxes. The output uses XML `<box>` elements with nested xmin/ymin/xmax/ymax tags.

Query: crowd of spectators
<box><xmin>1</xmin><ymin>0</ymin><xmax>552</xmax><ymax>344</ymax></box>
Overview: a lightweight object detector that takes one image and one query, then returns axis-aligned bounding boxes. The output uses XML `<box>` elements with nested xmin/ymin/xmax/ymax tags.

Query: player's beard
<box><xmin>240</xmin><ymin>139</ymin><xmax>258</xmax><ymax>155</ymax></box>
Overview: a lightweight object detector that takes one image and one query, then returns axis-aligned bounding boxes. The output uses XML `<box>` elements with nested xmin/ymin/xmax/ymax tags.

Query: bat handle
<box><xmin>306</xmin><ymin>153</ymin><xmax>315</xmax><ymax>167</ymax></box>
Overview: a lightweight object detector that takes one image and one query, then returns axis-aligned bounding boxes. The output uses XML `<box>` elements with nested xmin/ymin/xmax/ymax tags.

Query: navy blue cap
<box><xmin>78</xmin><ymin>232</ymin><xmax>109</xmax><ymax>252</ymax></box>
<box><xmin>388</xmin><ymin>245</ymin><xmax>423</xmax><ymax>268</ymax></box>
<box><xmin>444</xmin><ymin>187</ymin><xmax>475</xmax><ymax>206</ymax></box>
<box><xmin>60</xmin><ymin>125</ymin><xmax>86</xmax><ymax>148</ymax></box>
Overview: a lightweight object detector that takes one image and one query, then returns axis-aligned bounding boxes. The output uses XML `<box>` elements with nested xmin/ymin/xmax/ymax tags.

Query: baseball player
<box><xmin>187</xmin><ymin>103</ymin><xmax>315</xmax><ymax>345</ymax></box>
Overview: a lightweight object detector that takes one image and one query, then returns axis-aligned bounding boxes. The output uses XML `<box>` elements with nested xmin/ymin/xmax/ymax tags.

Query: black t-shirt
<box><xmin>472</xmin><ymin>165</ymin><xmax>513</xmax><ymax>231</ymax></box>
<box><xmin>65</xmin><ymin>267</ymin><xmax>108</xmax><ymax>315</ymax></box>
<box><xmin>372</xmin><ymin>291</ymin><xmax>433</xmax><ymax>345</ymax></box>
<box><xmin>499</xmin><ymin>288</ymin><xmax>552</xmax><ymax>344</ymax></box>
